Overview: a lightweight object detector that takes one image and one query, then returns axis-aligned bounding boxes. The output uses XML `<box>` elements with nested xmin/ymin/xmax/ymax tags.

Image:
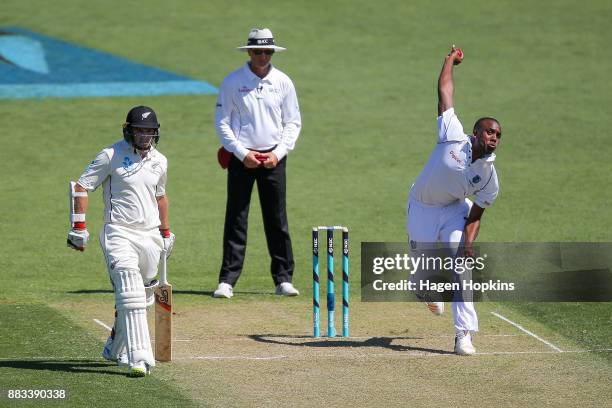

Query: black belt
<box><xmin>249</xmin><ymin>145</ymin><xmax>277</xmax><ymax>153</ymax></box>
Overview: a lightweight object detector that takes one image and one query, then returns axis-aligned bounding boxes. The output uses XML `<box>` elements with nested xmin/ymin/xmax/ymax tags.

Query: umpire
<box><xmin>213</xmin><ymin>28</ymin><xmax>302</xmax><ymax>298</ymax></box>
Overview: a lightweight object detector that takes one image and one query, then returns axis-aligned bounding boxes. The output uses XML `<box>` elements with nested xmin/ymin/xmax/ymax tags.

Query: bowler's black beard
<box><xmin>471</xmin><ymin>136</ymin><xmax>487</xmax><ymax>160</ymax></box>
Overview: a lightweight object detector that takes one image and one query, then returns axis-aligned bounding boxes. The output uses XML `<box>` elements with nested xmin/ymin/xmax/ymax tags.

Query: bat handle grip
<box><xmin>159</xmin><ymin>249</ymin><xmax>168</xmax><ymax>285</ymax></box>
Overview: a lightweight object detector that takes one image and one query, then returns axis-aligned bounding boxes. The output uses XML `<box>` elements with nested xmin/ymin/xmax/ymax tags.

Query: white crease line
<box><xmin>93</xmin><ymin>319</ymin><xmax>191</xmax><ymax>342</ymax></box>
<box><xmin>173</xmin><ymin>334</ymin><xmax>522</xmax><ymax>343</ymax></box>
<box><xmin>93</xmin><ymin>319</ymin><xmax>112</xmax><ymax>332</ymax></box>
<box><xmin>2</xmin><ymin>349</ymin><xmax>610</xmax><ymax>362</ymax></box>
<box><xmin>179</xmin><ymin>356</ymin><xmax>289</xmax><ymax>361</ymax></box>
<box><xmin>491</xmin><ymin>312</ymin><xmax>563</xmax><ymax>352</ymax></box>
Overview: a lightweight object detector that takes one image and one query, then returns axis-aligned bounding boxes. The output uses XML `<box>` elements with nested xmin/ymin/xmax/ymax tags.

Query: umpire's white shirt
<box><xmin>410</xmin><ymin>108</ymin><xmax>499</xmax><ymax>208</ymax></box>
<box><xmin>215</xmin><ymin>63</ymin><xmax>301</xmax><ymax>161</ymax></box>
<box><xmin>77</xmin><ymin>140</ymin><xmax>167</xmax><ymax>230</ymax></box>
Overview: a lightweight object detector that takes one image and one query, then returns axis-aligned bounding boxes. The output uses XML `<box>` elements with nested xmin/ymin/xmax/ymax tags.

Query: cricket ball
<box><xmin>454</xmin><ymin>49</ymin><xmax>464</xmax><ymax>65</ymax></box>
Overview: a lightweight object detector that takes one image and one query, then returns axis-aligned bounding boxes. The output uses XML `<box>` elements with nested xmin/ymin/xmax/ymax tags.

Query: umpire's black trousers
<box><xmin>219</xmin><ymin>154</ymin><xmax>294</xmax><ymax>287</ymax></box>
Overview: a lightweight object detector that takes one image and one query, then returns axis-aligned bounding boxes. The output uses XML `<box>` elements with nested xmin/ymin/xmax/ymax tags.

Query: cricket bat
<box><xmin>155</xmin><ymin>249</ymin><xmax>172</xmax><ymax>361</ymax></box>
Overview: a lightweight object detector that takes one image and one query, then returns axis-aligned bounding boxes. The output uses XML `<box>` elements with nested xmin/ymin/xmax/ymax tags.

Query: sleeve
<box><xmin>77</xmin><ymin>150</ymin><xmax>111</xmax><ymax>191</ymax></box>
<box><xmin>215</xmin><ymin>78</ymin><xmax>250</xmax><ymax>161</ymax></box>
<box><xmin>437</xmin><ymin>108</ymin><xmax>468</xmax><ymax>143</ymax></box>
<box><xmin>273</xmin><ymin>78</ymin><xmax>302</xmax><ymax>160</ymax></box>
<box><xmin>473</xmin><ymin>167</ymin><xmax>499</xmax><ymax>208</ymax></box>
<box><xmin>156</xmin><ymin>160</ymin><xmax>167</xmax><ymax>197</ymax></box>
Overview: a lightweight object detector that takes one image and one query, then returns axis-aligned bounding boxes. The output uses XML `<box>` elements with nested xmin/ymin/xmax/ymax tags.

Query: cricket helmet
<box><xmin>123</xmin><ymin>105</ymin><xmax>161</xmax><ymax>150</ymax></box>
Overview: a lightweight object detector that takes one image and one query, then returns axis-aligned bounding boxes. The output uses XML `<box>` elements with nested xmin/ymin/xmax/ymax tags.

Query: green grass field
<box><xmin>1</xmin><ymin>0</ymin><xmax>611</xmax><ymax>406</ymax></box>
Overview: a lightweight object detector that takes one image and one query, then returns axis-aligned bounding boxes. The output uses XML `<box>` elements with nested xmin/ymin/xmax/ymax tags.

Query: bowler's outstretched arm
<box><xmin>437</xmin><ymin>46</ymin><xmax>463</xmax><ymax>116</ymax></box>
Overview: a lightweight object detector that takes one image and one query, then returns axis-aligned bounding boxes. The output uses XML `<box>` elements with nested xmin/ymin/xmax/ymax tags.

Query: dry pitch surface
<box><xmin>57</xmin><ymin>298</ymin><xmax>612</xmax><ymax>407</ymax></box>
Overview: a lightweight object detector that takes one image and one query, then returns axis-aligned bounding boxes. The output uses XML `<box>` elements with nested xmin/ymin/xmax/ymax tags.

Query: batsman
<box><xmin>67</xmin><ymin>106</ymin><xmax>175</xmax><ymax>376</ymax></box>
<box><xmin>406</xmin><ymin>46</ymin><xmax>502</xmax><ymax>355</ymax></box>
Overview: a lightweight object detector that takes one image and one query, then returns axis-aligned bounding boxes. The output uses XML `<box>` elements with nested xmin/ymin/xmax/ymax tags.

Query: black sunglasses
<box><xmin>252</xmin><ymin>49</ymin><xmax>275</xmax><ymax>55</ymax></box>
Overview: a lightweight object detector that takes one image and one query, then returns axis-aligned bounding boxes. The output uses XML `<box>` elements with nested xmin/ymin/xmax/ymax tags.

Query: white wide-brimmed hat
<box><xmin>236</xmin><ymin>28</ymin><xmax>287</xmax><ymax>52</ymax></box>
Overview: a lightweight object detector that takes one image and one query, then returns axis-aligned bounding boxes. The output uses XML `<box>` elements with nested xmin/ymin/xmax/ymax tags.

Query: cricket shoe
<box><xmin>213</xmin><ymin>282</ymin><xmax>234</xmax><ymax>298</ymax></box>
<box><xmin>102</xmin><ymin>349</ymin><xmax>128</xmax><ymax>366</ymax></box>
<box><xmin>116</xmin><ymin>354</ymin><xmax>129</xmax><ymax>366</ymax></box>
<box><xmin>275</xmin><ymin>282</ymin><xmax>300</xmax><ymax>296</ymax></box>
<box><xmin>102</xmin><ymin>337</ymin><xmax>128</xmax><ymax>366</ymax></box>
<box><xmin>128</xmin><ymin>361</ymin><xmax>151</xmax><ymax>377</ymax></box>
<box><xmin>454</xmin><ymin>330</ymin><xmax>476</xmax><ymax>355</ymax></box>
<box><xmin>426</xmin><ymin>302</ymin><xmax>444</xmax><ymax>316</ymax></box>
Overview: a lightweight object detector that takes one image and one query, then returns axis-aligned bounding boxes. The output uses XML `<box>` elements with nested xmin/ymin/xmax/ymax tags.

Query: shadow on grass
<box><xmin>0</xmin><ymin>360</ymin><xmax>127</xmax><ymax>376</ymax></box>
<box><xmin>249</xmin><ymin>334</ymin><xmax>453</xmax><ymax>355</ymax></box>
<box><xmin>174</xmin><ymin>290</ymin><xmax>274</xmax><ymax>296</ymax></box>
<box><xmin>67</xmin><ymin>290</ymin><xmax>113</xmax><ymax>294</ymax></box>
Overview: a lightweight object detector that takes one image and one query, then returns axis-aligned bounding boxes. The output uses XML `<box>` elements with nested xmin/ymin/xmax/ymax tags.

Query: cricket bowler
<box><xmin>406</xmin><ymin>46</ymin><xmax>502</xmax><ymax>355</ymax></box>
<box><xmin>67</xmin><ymin>106</ymin><xmax>175</xmax><ymax>376</ymax></box>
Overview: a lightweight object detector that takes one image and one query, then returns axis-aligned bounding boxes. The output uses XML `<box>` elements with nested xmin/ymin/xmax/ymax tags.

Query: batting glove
<box><xmin>160</xmin><ymin>229</ymin><xmax>175</xmax><ymax>259</ymax></box>
<box><xmin>67</xmin><ymin>222</ymin><xmax>89</xmax><ymax>251</ymax></box>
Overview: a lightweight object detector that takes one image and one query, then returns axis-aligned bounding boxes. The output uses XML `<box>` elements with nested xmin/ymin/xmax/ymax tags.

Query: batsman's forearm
<box><xmin>157</xmin><ymin>196</ymin><xmax>170</xmax><ymax>230</ymax></box>
<box><xmin>437</xmin><ymin>57</ymin><xmax>455</xmax><ymax>115</ymax></box>
<box><xmin>74</xmin><ymin>184</ymin><xmax>88</xmax><ymax>214</ymax></box>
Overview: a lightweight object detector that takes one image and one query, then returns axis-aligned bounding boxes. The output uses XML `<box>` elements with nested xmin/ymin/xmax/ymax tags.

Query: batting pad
<box><xmin>111</xmin><ymin>269</ymin><xmax>155</xmax><ymax>367</ymax></box>
<box><xmin>108</xmin><ymin>323</ymin><xmax>127</xmax><ymax>360</ymax></box>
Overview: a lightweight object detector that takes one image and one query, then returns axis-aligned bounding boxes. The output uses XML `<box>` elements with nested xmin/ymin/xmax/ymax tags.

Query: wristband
<box><xmin>160</xmin><ymin>228</ymin><xmax>171</xmax><ymax>238</ymax></box>
<box><xmin>71</xmin><ymin>213</ymin><xmax>86</xmax><ymax>222</ymax></box>
<box><xmin>73</xmin><ymin>221</ymin><xmax>87</xmax><ymax>230</ymax></box>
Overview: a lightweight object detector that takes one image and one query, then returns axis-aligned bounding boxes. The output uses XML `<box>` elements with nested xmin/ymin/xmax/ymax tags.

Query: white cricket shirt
<box><xmin>77</xmin><ymin>140</ymin><xmax>168</xmax><ymax>230</ymax></box>
<box><xmin>410</xmin><ymin>108</ymin><xmax>499</xmax><ymax>208</ymax></box>
<box><xmin>215</xmin><ymin>63</ymin><xmax>301</xmax><ymax>161</ymax></box>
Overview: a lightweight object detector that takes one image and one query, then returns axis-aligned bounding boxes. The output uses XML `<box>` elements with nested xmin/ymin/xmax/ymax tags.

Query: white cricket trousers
<box><xmin>99</xmin><ymin>223</ymin><xmax>163</xmax><ymax>366</ymax></box>
<box><xmin>406</xmin><ymin>198</ymin><xmax>478</xmax><ymax>332</ymax></box>
<box><xmin>100</xmin><ymin>223</ymin><xmax>163</xmax><ymax>280</ymax></box>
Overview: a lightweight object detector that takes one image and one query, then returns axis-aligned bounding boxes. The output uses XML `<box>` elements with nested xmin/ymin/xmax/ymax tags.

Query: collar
<box><xmin>471</xmin><ymin>153</ymin><xmax>496</xmax><ymax>168</ymax></box>
<box><xmin>243</xmin><ymin>63</ymin><xmax>275</xmax><ymax>84</ymax></box>
<box><xmin>483</xmin><ymin>153</ymin><xmax>496</xmax><ymax>163</ymax></box>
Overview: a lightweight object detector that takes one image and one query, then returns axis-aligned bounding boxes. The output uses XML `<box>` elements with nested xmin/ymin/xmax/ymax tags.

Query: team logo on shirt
<box><xmin>239</xmin><ymin>86</ymin><xmax>253</xmax><ymax>93</ymax></box>
<box><xmin>122</xmin><ymin>156</ymin><xmax>134</xmax><ymax>170</ymax></box>
<box><xmin>472</xmin><ymin>175</ymin><xmax>481</xmax><ymax>184</ymax></box>
<box><xmin>149</xmin><ymin>162</ymin><xmax>163</xmax><ymax>175</ymax></box>
<box><xmin>449</xmin><ymin>150</ymin><xmax>463</xmax><ymax>164</ymax></box>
